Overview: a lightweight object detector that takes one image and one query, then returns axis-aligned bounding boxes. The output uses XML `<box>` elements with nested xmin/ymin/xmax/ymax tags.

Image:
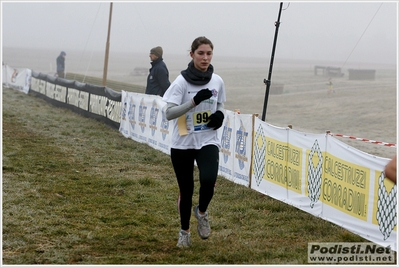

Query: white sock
<box><xmin>198</xmin><ymin>210</ymin><xmax>206</xmax><ymax>217</ymax></box>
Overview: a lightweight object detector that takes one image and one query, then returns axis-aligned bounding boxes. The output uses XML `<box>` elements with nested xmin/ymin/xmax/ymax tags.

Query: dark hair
<box><xmin>190</xmin><ymin>36</ymin><xmax>214</xmax><ymax>53</ymax></box>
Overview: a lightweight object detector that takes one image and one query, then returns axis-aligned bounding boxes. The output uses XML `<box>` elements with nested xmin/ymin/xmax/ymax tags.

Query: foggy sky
<box><xmin>1</xmin><ymin>1</ymin><xmax>398</xmax><ymax>66</ymax></box>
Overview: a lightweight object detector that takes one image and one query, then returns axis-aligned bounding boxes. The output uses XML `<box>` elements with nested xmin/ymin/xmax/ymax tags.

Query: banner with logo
<box><xmin>251</xmin><ymin>116</ymin><xmax>396</xmax><ymax>250</ymax></box>
<box><xmin>323</xmin><ymin>136</ymin><xmax>397</xmax><ymax>248</ymax></box>
<box><xmin>218</xmin><ymin>110</ymin><xmax>235</xmax><ymax>181</ymax></box>
<box><xmin>218</xmin><ymin>111</ymin><xmax>252</xmax><ymax>187</ymax></box>
<box><xmin>119</xmin><ymin>91</ymin><xmax>172</xmax><ymax>155</ymax></box>
<box><xmin>2</xmin><ymin>64</ymin><xmax>31</xmax><ymax>94</ymax></box>
<box><xmin>290</xmin><ymin>128</ymin><xmax>327</xmax><ymax>216</ymax></box>
<box><xmin>29</xmin><ymin>71</ymin><xmax>121</xmax><ymax>128</ymax></box>
<box><xmin>252</xmin><ymin>121</ymin><xmax>292</xmax><ymax>200</ymax></box>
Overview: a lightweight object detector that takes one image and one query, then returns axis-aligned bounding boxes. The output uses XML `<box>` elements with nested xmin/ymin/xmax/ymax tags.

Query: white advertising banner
<box><xmin>218</xmin><ymin>112</ymin><xmax>252</xmax><ymax>187</ymax></box>
<box><xmin>289</xmin><ymin>128</ymin><xmax>327</xmax><ymax>217</ymax></box>
<box><xmin>251</xmin><ymin>119</ymin><xmax>291</xmax><ymax>200</ymax></box>
<box><xmin>120</xmin><ymin>91</ymin><xmax>172</xmax><ymax>155</ymax></box>
<box><xmin>218</xmin><ymin>110</ymin><xmax>236</xmax><ymax>182</ymax></box>
<box><xmin>251</xmin><ymin>116</ymin><xmax>396</xmax><ymax>250</ymax></box>
<box><xmin>323</xmin><ymin>136</ymin><xmax>396</xmax><ymax>250</ymax></box>
<box><xmin>46</xmin><ymin>80</ymin><xmax>56</xmax><ymax>99</ymax></box>
<box><xmin>39</xmin><ymin>79</ymin><xmax>46</xmax><ymax>95</ymax></box>
<box><xmin>30</xmin><ymin>76</ymin><xmax>41</xmax><ymax>93</ymax></box>
<box><xmin>2</xmin><ymin>64</ymin><xmax>31</xmax><ymax>94</ymax></box>
<box><xmin>231</xmin><ymin>113</ymin><xmax>252</xmax><ymax>187</ymax></box>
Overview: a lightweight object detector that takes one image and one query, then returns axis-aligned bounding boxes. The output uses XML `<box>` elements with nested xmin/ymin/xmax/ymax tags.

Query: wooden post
<box><xmin>248</xmin><ymin>113</ymin><xmax>259</xmax><ymax>189</ymax></box>
<box><xmin>102</xmin><ymin>2</ymin><xmax>113</xmax><ymax>86</ymax></box>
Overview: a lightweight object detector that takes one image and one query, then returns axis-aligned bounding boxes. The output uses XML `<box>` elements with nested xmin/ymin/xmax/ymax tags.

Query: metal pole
<box><xmin>261</xmin><ymin>2</ymin><xmax>283</xmax><ymax>121</ymax></box>
<box><xmin>102</xmin><ymin>2</ymin><xmax>113</xmax><ymax>86</ymax></box>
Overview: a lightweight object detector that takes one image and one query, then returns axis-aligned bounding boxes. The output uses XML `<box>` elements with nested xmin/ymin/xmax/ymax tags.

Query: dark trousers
<box><xmin>171</xmin><ymin>144</ymin><xmax>219</xmax><ymax>231</ymax></box>
<box><xmin>57</xmin><ymin>71</ymin><xmax>65</xmax><ymax>78</ymax></box>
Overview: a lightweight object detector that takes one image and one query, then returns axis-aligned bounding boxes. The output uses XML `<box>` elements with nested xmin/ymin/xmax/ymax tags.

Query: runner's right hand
<box><xmin>193</xmin><ymin>89</ymin><xmax>212</xmax><ymax>105</ymax></box>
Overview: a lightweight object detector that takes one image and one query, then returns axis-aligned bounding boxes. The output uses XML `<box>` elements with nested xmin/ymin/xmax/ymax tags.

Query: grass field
<box><xmin>3</xmin><ymin>85</ymin><xmax>386</xmax><ymax>265</ymax></box>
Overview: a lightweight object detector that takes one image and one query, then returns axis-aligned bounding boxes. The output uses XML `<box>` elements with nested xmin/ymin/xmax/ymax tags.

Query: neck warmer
<box><xmin>181</xmin><ymin>61</ymin><xmax>213</xmax><ymax>85</ymax></box>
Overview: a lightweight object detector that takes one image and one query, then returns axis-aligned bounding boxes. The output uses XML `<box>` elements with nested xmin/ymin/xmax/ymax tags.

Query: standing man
<box><xmin>145</xmin><ymin>46</ymin><xmax>170</xmax><ymax>97</ymax></box>
<box><xmin>56</xmin><ymin>51</ymin><xmax>66</xmax><ymax>78</ymax></box>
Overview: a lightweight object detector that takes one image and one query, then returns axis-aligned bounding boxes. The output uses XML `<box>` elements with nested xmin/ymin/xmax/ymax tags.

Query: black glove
<box><xmin>207</xmin><ymin>111</ymin><xmax>224</xmax><ymax>130</ymax></box>
<box><xmin>193</xmin><ymin>88</ymin><xmax>212</xmax><ymax>105</ymax></box>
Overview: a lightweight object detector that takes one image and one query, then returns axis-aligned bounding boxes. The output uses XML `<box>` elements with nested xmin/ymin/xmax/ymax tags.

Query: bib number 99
<box><xmin>193</xmin><ymin>110</ymin><xmax>211</xmax><ymax>127</ymax></box>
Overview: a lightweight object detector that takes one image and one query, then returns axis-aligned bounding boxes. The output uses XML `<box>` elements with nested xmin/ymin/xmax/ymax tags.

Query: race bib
<box><xmin>192</xmin><ymin>110</ymin><xmax>212</xmax><ymax>132</ymax></box>
<box><xmin>177</xmin><ymin>110</ymin><xmax>212</xmax><ymax>135</ymax></box>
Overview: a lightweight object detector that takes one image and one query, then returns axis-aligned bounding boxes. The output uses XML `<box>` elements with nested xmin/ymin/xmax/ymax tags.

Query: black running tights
<box><xmin>171</xmin><ymin>144</ymin><xmax>219</xmax><ymax>231</ymax></box>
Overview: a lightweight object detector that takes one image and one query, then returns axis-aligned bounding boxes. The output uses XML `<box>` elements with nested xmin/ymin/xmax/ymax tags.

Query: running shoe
<box><xmin>176</xmin><ymin>229</ymin><xmax>191</xmax><ymax>248</ymax></box>
<box><xmin>193</xmin><ymin>205</ymin><xmax>210</xmax><ymax>239</ymax></box>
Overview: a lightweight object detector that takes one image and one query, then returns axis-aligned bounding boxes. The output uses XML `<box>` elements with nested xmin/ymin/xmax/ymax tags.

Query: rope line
<box><xmin>132</xmin><ymin>3</ymin><xmax>155</xmax><ymax>46</ymax></box>
<box><xmin>72</xmin><ymin>3</ymin><xmax>103</xmax><ymax>82</ymax></box>
<box><xmin>329</xmin><ymin>133</ymin><xmax>396</xmax><ymax>148</ymax></box>
<box><xmin>340</xmin><ymin>3</ymin><xmax>383</xmax><ymax>69</ymax></box>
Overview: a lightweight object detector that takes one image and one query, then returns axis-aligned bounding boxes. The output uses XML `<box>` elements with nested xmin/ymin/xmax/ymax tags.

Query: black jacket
<box><xmin>145</xmin><ymin>57</ymin><xmax>170</xmax><ymax>96</ymax></box>
<box><xmin>56</xmin><ymin>54</ymin><xmax>65</xmax><ymax>72</ymax></box>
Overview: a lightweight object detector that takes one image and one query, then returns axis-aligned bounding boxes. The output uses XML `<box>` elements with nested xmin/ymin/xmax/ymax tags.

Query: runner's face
<box><xmin>190</xmin><ymin>44</ymin><xmax>213</xmax><ymax>72</ymax></box>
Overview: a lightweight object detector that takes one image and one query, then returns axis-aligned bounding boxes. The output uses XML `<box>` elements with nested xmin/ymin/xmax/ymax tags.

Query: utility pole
<box><xmin>102</xmin><ymin>2</ymin><xmax>113</xmax><ymax>86</ymax></box>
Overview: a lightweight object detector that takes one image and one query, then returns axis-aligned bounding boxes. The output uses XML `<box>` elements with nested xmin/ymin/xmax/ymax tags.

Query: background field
<box><xmin>2</xmin><ymin>47</ymin><xmax>397</xmax><ymax>264</ymax></box>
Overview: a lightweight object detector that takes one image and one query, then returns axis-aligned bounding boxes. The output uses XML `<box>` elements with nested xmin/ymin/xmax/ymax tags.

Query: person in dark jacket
<box><xmin>56</xmin><ymin>51</ymin><xmax>66</xmax><ymax>78</ymax></box>
<box><xmin>145</xmin><ymin>46</ymin><xmax>170</xmax><ymax>96</ymax></box>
